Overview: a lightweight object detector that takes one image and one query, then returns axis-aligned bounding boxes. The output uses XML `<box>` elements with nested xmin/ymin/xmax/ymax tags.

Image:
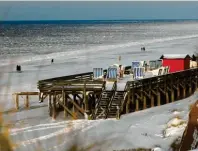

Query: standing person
<box><xmin>51</xmin><ymin>59</ymin><xmax>54</xmax><ymax>64</ymax></box>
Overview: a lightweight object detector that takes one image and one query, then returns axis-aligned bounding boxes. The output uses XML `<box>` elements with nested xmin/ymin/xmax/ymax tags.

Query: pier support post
<box><xmin>157</xmin><ymin>91</ymin><xmax>160</xmax><ymax>106</ymax></box>
<box><xmin>135</xmin><ymin>99</ymin><xmax>139</xmax><ymax>111</ymax></box>
<box><xmin>52</xmin><ymin>92</ymin><xmax>56</xmax><ymax>119</ymax></box>
<box><xmin>83</xmin><ymin>81</ymin><xmax>89</xmax><ymax>114</ymax></box>
<box><xmin>171</xmin><ymin>89</ymin><xmax>174</xmax><ymax>102</ymax></box>
<box><xmin>73</xmin><ymin>94</ymin><xmax>77</xmax><ymax>114</ymax></box>
<box><xmin>25</xmin><ymin>95</ymin><xmax>29</xmax><ymax>109</ymax></box>
<box><xmin>189</xmin><ymin>84</ymin><xmax>192</xmax><ymax>96</ymax></box>
<box><xmin>183</xmin><ymin>87</ymin><xmax>186</xmax><ymax>98</ymax></box>
<box><xmin>151</xmin><ymin>95</ymin><xmax>154</xmax><ymax>107</ymax></box>
<box><xmin>177</xmin><ymin>86</ymin><xmax>180</xmax><ymax>100</ymax></box>
<box><xmin>48</xmin><ymin>93</ymin><xmax>52</xmax><ymax>116</ymax></box>
<box><xmin>166</xmin><ymin>92</ymin><xmax>169</xmax><ymax>104</ymax></box>
<box><xmin>62</xmin><ymin>89</ymin><xmax>67</xmax><ymax>118</ymax></box>
<box><xmin>15</xmin><ymin>94</ymin><xmax>19</xmax><ymax>110</ymax></box>
<box><xmin>126</xmin><ymin>90</ymin><xmax>130</xmax><ymax>113</ymax></box>
<box><xmin>143</xmin><ymin>96</ymin><xmax>147</xmax><ymax>109</ymax></box>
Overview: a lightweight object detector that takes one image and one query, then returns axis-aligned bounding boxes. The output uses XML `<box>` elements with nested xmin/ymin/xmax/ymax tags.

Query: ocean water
<box><xmin>1</xmin><ymin>20</ymin><xmax>198</xmax><ymax>108</ymax></box>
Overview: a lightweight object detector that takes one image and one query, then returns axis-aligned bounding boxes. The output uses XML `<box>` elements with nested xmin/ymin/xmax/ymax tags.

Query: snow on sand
<box><xmin>3</xmin><ymin>91</ymin><xmax>198</xmax><ymax>151</ymax></box>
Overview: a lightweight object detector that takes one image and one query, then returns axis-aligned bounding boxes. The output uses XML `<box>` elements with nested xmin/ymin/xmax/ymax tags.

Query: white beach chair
<box><xmin>107</xmin><ymin>67</ymin><xmax>118</xmax><ymax>81</ymax></box>
<box><xmin>133</xmin><ymin>67</ymin><xmax>145</xmax><ymax>80</ymax></box>
<box><xmin>166</xmin><ymin>66</ymin><xmax>170</xmax><ymax>74</ymax></box>
<box><xmin>158</xmin><ymin>68</ymin><xmax>163</xmax><ymax>76</ymax></box>
<box><xmin>93</xmin><ymin>68</ymin><xmax>103</xmax><ymax>80</ymax></box>
<box><xmin>163</xmin><ymin>66</ymin><xmax>170</xmax><ymax>74</ymax></box>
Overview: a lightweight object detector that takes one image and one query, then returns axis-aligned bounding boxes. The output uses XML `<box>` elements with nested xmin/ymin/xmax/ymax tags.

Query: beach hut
<box><xmin>160</xmin><ymin>54</ymin><xmax>191</xmax><ymax>73</ymax></box>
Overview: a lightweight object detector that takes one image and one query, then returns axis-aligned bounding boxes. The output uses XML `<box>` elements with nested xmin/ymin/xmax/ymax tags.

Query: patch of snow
<box><xmin>152</xmin><ymin>147</ymin><xmax>163</xmax><ymax>151</ymax></box>
<box><xmin>167</xmin><ymin>117</ymin><xmax>186</xmax><ymax>128</ymax></box>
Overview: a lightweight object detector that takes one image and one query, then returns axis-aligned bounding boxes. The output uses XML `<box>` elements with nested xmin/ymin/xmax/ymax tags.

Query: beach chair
<box><xmin>107</xmin><ymin>67</ymin><xmax>118</xmax><ymax>81</ymax></box>
<box><xmin>158</xmin><ymin>68</ymin><xmax>163</xmax><ymax>76</ymax></box>
<box><xmin>133</xmin><ymin>67</ymin><xmax>145</xmax><ymax>80</ymax></box>
<box><xmin>163</xmin><ymin>66</ymin><xmax>170</xmax><ymax>75</ymax></box>
<box><xmin>93</xmin><ymin>68</ymin><xmax>103</xmax><ymax>80</ymax></box>
<box><xmin>131</xmin><ymin>61</ymin><xmax>143</xmax><ymax>73</ymax></box>
<box><xmin>156</xmin><ymin>60</ymin><xmax>162</xmax><ymax>68</ymax></box>
<box><xmin>166</xmin><ymin>66</ymin><xmax>170</xmax><ymax>74</ymax></box>
<box><xmin>132</xmin><ymin>61</ymin><xmax>141</xmax><ymax>68</ymax></box>
<box><xmin>149</xmin><ymin>60</ymin><xmax>157</xmax><ymax>70</ymax></box>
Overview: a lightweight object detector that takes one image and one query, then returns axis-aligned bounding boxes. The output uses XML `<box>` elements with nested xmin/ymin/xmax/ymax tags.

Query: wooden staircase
<box><xmin>94</xmin><ymin>90</ymin><xmax>113</xmax><ymax>119</ymax></box>
<box><xmin>106</xmin><ymin>83</ymin><xmax>129</xmax><ymax>119</ymax></box>
<box><xmin>106</xmin><ymin>91</ymin><xmax>126</xmax><ymax>118</ymax></box>
<box><xmin>94</xmin><ymin>82</ymin><xmax>117</xmax><ymax>119</ymax></box>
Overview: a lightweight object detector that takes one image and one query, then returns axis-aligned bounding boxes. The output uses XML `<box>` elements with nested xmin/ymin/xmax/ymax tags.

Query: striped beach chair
<box><xmin>132</xmin><ymin>61</ymin><xmax>141</xmax><ymax>69</ymax></box>
<box><xmin>133</xmin><ymin>67</ymin><xmax>145</xmax><ymax>80</ymax></box>
<box><xmin>131</xmin><ymin>61</ymin><xmax>143</xmax><ymax>73</ymax></box>
<box><xmin>93</xmin><ymin>68</ymin><xmax>103</xmax><ymax>80</ymax></box>
<box><xmin>107</xmin><ymin>67</ymin><xmax>118</xmax><ymax>80</ymax></box>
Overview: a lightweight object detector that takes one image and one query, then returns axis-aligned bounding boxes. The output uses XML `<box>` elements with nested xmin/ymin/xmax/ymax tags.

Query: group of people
<box><xmin>16</xmin><ymin>65</ymin><xmax>21</xmax><ymax>72</ymax></box>
<box><xmin>141</xmin><ymin>47</ymin><xmax>146</xmax><ymax>51</ymax></box>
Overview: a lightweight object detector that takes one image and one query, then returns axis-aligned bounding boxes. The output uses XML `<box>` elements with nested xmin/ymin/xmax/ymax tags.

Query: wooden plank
<box><xmin>142</xmin><ymin>91</ymin><xmax>151</xmax><ymax>99</ymax></box>
<box><xmin>13</xmin><ymin>92</ymin><xmax>39</xmax><ymax>95</ymax></box>
<box><xmin>56</xmin><ymin>99</ymin><xmax>77</xmax><ymax>119</ymax></box>
<box><xmin>67</xmin><ymin>96</ymin><xmax>85</xmax><ymax>115</ymax></box>
<box><xmin>159</xmin><ymin>88</ymin><xmax>165</xmax><ymax>95</ymax></box>
<box><xmin>151</xmin><ymin>90</ymin><xmax>157</xmax><ymax>96</ymax></box>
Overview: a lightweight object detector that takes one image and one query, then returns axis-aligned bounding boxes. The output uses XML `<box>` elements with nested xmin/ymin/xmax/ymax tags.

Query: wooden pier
<box><xmin>13</xmin><ymin>92</ymin><xmax>39</xmax><ymax>110</ymax></box>
<box><xmin>36</xmin><ymin>67</ymin><xmax>198</xmax><ymax>120</ymax></box>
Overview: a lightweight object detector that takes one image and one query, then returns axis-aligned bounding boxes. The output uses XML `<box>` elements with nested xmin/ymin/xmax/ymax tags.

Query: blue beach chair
<box><xmin>133</xmin><ymin>67</ymin><xmax>145</xmax><ymax>80</ymax></box>
<box><xmin>107</xmin><ymin>67</ymin><xmax>118</xmax><ymax>81</ymax></box>
<box><xmin>132</xmin><ymin>61</ymin><xmax>141</xmax><ymax>69</ymax></box>
<box><xmin>93</xmin><ymin>68</ymin><xmax>103</xmax><ymax>80</ymax></box>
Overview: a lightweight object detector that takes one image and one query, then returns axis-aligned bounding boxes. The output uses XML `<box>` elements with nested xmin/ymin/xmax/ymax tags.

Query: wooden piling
<box><xmin>166</xmin><ymin>92</ymin><xmax>169</xmax><ymax>104</ymax></box>
<box><xmin>15</xmin><ymin>94</ymin><xmax>19</xmax><ymax>110</ymax></box>
<box><xmin>126</xmin><ymin>90</ymin><xmax>130</xmax><ymax>113</ymax></box>
<box><xmin>25</xmin><ymin>95</ymin><xmax>29</xmax><ymax>108</ymax></box>
<box><xmin>48</xmin><ymin>93</ymin><xmax>52</xmax><ymax>116</ymax></box>
<box><xmin>143</xmin><ymin>96</ymin><xmax>147</xmax><ymax>109</ymax></box>
<box><xmin>151</xmin><ymin>95</ymin><xmax>154</xmax><ymax>107</ymax></box>
<box><xmin>177</xmin><ymin>86</ymin><xmax>180</xmax><ymax>100</ymax></box>
<box><xmin>183</xmin><ymin>87</ymin><xmax>186</xmax><ymax>98</ymax></box>
<box><xmin>157</xmin><ymin>91</ymin><xmax>160</xmax><ymax>106</ymax></box>
<box><xmin>135</xmin><ymin>99</ymin><xmax>139</xmax><ymax>111</ymax></box>
<box><xmin>52</xmin><ymin>92</ymin><xmax>56</xmax><ymax>119</ymax></box>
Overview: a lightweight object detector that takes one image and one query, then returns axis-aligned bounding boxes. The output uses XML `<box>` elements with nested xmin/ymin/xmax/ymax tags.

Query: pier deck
<box><xmin>35</xmin><ymin>67</ymin><xmax>198</xmax><ymax>120</ymax></box>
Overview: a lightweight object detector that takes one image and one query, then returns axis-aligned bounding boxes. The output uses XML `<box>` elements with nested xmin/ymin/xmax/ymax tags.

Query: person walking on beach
<box><xmin>51</xmin><ymin>59</ymin><xmax>54</xmax><ymax>64</ymax></box>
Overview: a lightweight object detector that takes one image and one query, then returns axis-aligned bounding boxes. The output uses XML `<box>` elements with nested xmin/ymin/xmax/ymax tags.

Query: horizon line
<box><xmin>1</xmin><ymin>19</ymin><xmax>198</xmax><ymax>24</ymax></box>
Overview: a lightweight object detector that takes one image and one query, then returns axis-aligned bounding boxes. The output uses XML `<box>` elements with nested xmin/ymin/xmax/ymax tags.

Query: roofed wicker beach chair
<box><xmin>131</xmin><ymin>61</ymin><xmax>144</xmax><ymax>73</ymax></box>
<box><xmin>107</xmin><ymin>67</ymin><xmax>118</xmax><ymax>81</ymax></box>
<box><xmin>133</xmin><ymin>67</ymin><xmax>145</xmax><ymax>80</ymax></box>
<box><xmin>93</xmin><ymin>68</ymin><xmax>103</xmax><ymax>80</ymax></box>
